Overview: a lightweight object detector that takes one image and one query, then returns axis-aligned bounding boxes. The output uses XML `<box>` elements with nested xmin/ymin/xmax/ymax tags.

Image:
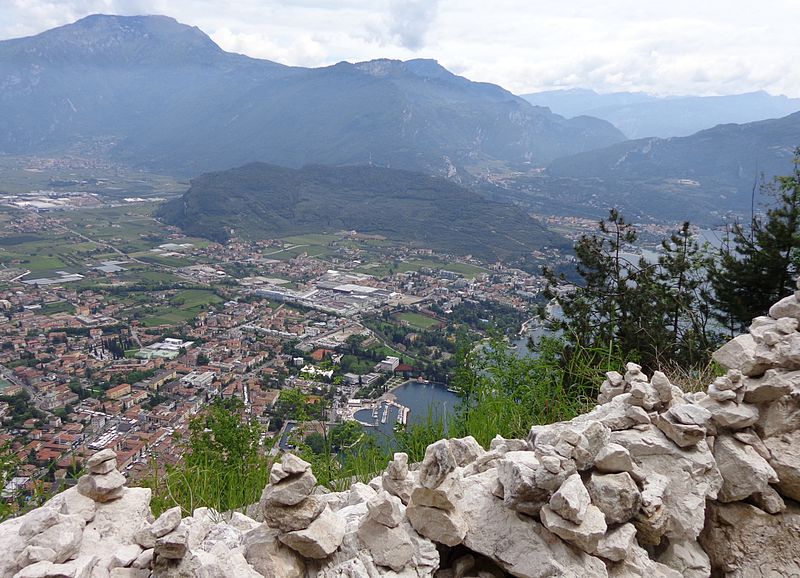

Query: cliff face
<box><xmin>4</xmin><ymin>289</ymin><xmax>800</xmax><ymax>577</ymax></box>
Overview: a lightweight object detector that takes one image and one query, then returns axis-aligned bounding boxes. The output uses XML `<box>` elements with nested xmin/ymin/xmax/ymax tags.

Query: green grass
<box><xmin>281</xmin><ymin>233</ymin><xmax>341</xmax><ymax>245</ymax></box>
<box><xmin>39</xmin><ymin>301</ymin><xmax>76</xmax><ymax>316</ymax></box>
<box><xmin>135</xmin><ymin>254</ymin><xmax>192</xmax><ymax>268</ymax></box>
<box><xmin>394</xmin><ymin>312</ymin><xmax>441</xmax><ymax>330</ymax></box>
<box><xmin>140</xmin><ymin>289</ymin><xmax>223</xmax><ymax>327</ymax></box>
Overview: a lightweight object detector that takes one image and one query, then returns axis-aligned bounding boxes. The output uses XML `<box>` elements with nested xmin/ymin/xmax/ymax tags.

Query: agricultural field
<box><xmin>139</xmin><ymin>289</ymin><xmax>224</xmax><ymax>327</ymax></box>
<box><xmin>394</xmin><ymin>311</ymin><xmax>442</xmax><ymax>330</ymax></box>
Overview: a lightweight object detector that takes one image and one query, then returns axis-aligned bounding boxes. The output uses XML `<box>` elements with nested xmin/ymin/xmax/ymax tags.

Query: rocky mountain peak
<box><xmin>0</xmin><ymin>14</ymin><xmax>225</xmax><ymax>66</ymax></box>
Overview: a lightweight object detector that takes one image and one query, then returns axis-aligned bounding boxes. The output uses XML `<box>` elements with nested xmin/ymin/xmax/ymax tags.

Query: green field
<box><xmin>281</xmin><ymin>233</ymin><xmax>341</xmax><ymax>245</ymax></box>
<box><xmin>39</xmin><ymin>301</ymin><xmax>76</xmax><ymax>316</ymax></box>
<box><xmin>140</xmin><ymin>289</ymin><xmax>223</xmax><ymax>327</ymax></box>
<box><xmin>394</xmin><ymin>312</ymin><xmax>441</xmax><ymax>330</ymax></box>
<box><xmin>357</xmin><ymin>258</ymin><xmax>488</xmax><ymax>279</ymax></box>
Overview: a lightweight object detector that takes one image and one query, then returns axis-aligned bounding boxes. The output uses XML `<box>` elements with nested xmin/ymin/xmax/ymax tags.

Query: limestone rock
<box><xmin>700</xmin><ymin>501</ymin><xmax>800</xmax><ymax>577</ymax></box>
<box><xmin>154</xmin><ymin>523</ymin><xmax>189</xmax><ymax>559</ymax></box>
<box><xmin>410</xmin><ymin>474</ymin><xmax>463</xmax><ymax>510</ymax></box>
<box><xmin>548</xmin><ymin>473</ymin><xmax>589</xmax><ymax>524</ymax></box>
<box><xmin>150</xmin><ymin>506</ymin><xmax>181</xmax><ymax>538</ymax></box>
<box><xmin>86</xmin><ymin>449</ymin><xmax>116</xmax><ymax>470</ymax></box>
<box><xmin>418</xmin><ymin>440</ymin><xmax>457</xmax><ymax>489</ymax></box>
<box><xmin>763</xmin><ymin>431</ymin><xmax>800</xmax><ymax>501</ymax></box>
<box><xmin>612</xmin><ymin>426</ymin><xmax>722</xmax><ymax>542</ymax></box>
<box><xmin>657</xmin><ymin>540</ymin><xmax>710</xmax><ymax>578</ymax></box>
<box><xmin>357</xmin><ymin>518</ymin><xmax>414</xmax><ymax>571</ymax></box>
<box><xmin>406</xmin><ymin>504</ymin><xmax>467</xmax><ymax>547</ymax></box>
<box><xmin>655</xmin><ymin>412</ymin><xmax>706</xmax><ymax>448</ymax></box>
<box><xmin>594</xmin><ymin>522</ymin><xmax>636</xmax><ymax>562</ymax></box>
<box><xmin>714</xmin><ymin>435</ymin><xmax>778</xmax><ymax>502</ymax></box>
<box><xmin>76</xmin><ymin>469</ymin><xmax>126</xmax><ymax>503</ymax></box>
<box><xmin>109</xmin><ymin>544</ymin><xmax>142</xmax><ymax>569</ymax></box>
<box><xmin>713</xmin><ymin>334</ymin><xmax>767</xmax><ymax>377</ymax></box>
<box><xmin>279</xmin><ymin>505</ymin><xmax>345</xmax><ymax>559</ymax></box>
<box><xmin>769</xmin><ymin>294</ymin><xmax>800</xmax><ymax>320</ymax></box>
<box><xmin>261</xmin><ymin>469</ymin><xmax>317</xmax><ymax>506</ymax></box>
<box><xmin>742</xmin><ymin>369</ymin><xmax>793</xmax><ymax>403</ymax></box>
<box><xmin>698</xmin><ymin>398</ymin><xmax>759</xmax><ymax>430</ymax></box>
<box><xmin>28</xmin><ymin>515</ymin><xmax>84</xmax><ymax>564</ymax></box>
<box><xmin>540</xmin><ymin>503</ymin><xmax>607</xmax><ymax>553</ymax></box>
<box><xmin>263</xmin><ymin>495</ymin><xmax>326</xmax><ymax>532</ymax></box>
<box><xmin>366</xmin><ymin>491</ymin><xmax>404</xmax><ymax>527</ymax></box>
<box><xmin>594</xmin><ymin>443</ymin><xmax>634</xmax><ymax>473</ymax></box>
<box><xmin>587</xmin><ymin>472</ymin><xmax>641</xmax><ymax>525</ymax></box>
<box><xmin>458</xmin><ymin>470</ymin><xmax>606</xmax><ymax>577</ymax></box>
<box><xmin>243</xmin><ymin>526</ymin><xmax>305</xmax><ymax>578</ymax></box>
<box><xmin>448</xmin><ymin>436</ymin><xmax>485</xmax><ymax>466</ymax></box>
<box><xmin>496</xmin><ymin>451</ymin><xmax>551</xmax><ymax>515</ymax></box>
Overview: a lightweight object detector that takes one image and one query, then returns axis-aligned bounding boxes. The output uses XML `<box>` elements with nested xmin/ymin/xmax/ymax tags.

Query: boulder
<box><xmin>612</xmin><ymin>426</ymin><xmax>722</xmax><ymax>542</ymax></box>
<box><xmin>656</xmin><ymin>540</ymin><xmax>710</xmax><ymax>578</ymax></box>
<box><xmin>594</xmin><ymin>443</ymin><xmax>634</xmax><ymax>473</ymax></box>
<box><xmin>654</xmin><ymin>412</ymin><xmax>706</xmax><ymax>448</ymax></box>
<box><xmin>448</xmin><ymin>436</ymin><xmax>485</xmax><ymax>466</ymax></box>
<box><xmin>548</xmin><ymin>473</ymin><xmax>590</xmax><ymax>524</ymax></box>
<box><xmin>261</xmin><ymin>470</ymin><xmax>317</xmax><ymax>506</ymax></box>
<box><xmin>406</xmin><ymin>504</ymin><xmax>467</xmax><ymax>547</ymax></box>
<box><xmin>700</xmin><ymin>501</ymin><xmax>800</xmax><ymax>576</ymax></box>
<box><xmin>356</xmin><ymin>519</ymin><xmax>414</xmax><ymax>571</ymax></box>
<box><xmin>769</xmin><ymin>294</ymin><xmax>800</xmax><ymax>320</ymax></box>
<box><xmin>263</xmin><ymin>495</ymin><xmax>326</xmax><ymax>532</ymax></box>
<box><xmin>150</xmin><ymin>506</ymin><xmax>181</xmax><ymax>538</ymax></box>
<box><xmin>714</xmin><ymin>435</ymin><xmax>778</xmax><ymax>502</ymax></box>
<box><xmin>586</xmin><ymin>472</ymin><xmax>641</xmax><ymax>525</ymax></box>
<box><xmin>496</xmin><ymin>451</ymin><xmax>551</xmax><ymax>515</ymax></box>
<box><xmin>243</xmin><ymin>526</ymin><xmax>305</xmax><ymax>578</ymax></box>
<box><xmin>539</xmin><ymin>504</ymin><xmax>607</xmax><ymax>553</ymax></box>
<box><xmin>742</xmin><ymin>370</ymin><xmax>793</xmax><ymax>403</ymax></box>
<box><xmin>76</xmin><ymin>469</ymin><xmax>126</xmax><ymax>503</ymax></box>
<box><xmin>410</xmin><ymin>474</ymin><xmax>463</xmax><ymax>510</ymax></box>
<box><xmin>279</xmin><ymin>505</ymin><xmax>345</xmax><ymax>559</ymax></box>
<box><xmin>594</xmin><ymin>523</ymin><xmax>636</xmax><ymax>562</ymax></box>
<box><xmin>458</xmin><ymin>470</ymin><xmax>607</xmax><ymax>577</ymax></box>
<box><xmin>154</xmin><ymin>524</ymin><xmax>189</xmax><ymax>559</ymax></box>
<box><xmin>418</xmin><ymin>440</ymin><xmax>457</xmax><ymax>489</ymax></box>
<box><xmin>365</xmin><ymin>491</ymin><xmax>404</xmax><ymax>527</ymax></box>
<box><xmin>712</xmin><ymin>334</ymin><xmax>767</xmax><ymax>377</ymax></box>
<box><xmin>763</xmin><ymin>431</ymin><xmax>800</xmax><ymax>501</ymax></box>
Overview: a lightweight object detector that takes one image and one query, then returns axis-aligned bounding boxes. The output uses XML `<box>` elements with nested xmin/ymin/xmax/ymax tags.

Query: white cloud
<box><xmin>1</xmin><ymin>0</ymin><xmax>799</xmax><ymax>96</ymax></box>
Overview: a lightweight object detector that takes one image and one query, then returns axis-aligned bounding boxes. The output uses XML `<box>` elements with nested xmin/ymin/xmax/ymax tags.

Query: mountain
<box><xmin>522</xmin><ymin>89</ymin><xmax>800</xmax><ymax>138</ymax></box>
<box><xmin>0</xmin><ymin>15</ymin><xmax>625</xmax><ymax>178</ymax></box>
<box><xmin>543</xmin><ymin>112</ymin><xmax>800</xmax><ymax>221</ymax></box>
<box><xmin>158</xmin><ymin>163</ymin><xmax>568</xmax><ymax>261</ymax></box>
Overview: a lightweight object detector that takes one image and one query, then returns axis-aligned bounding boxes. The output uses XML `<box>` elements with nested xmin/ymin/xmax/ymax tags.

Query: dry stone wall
<box><xmin>5</xmin><ymin>288</ymin><xmax>800</xmax><ymax>577</ymax></box>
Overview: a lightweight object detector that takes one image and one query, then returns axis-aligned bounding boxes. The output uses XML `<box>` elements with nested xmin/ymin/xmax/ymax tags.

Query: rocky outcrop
<box><xmin>6</xmin><ymin>287</ymin><xmax>800</xmax><ymax>577</ymax></box>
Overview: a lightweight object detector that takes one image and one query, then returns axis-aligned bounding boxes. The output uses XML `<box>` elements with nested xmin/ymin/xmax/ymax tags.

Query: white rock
<box><xmin>594</xmin><ymin>522</ymin><xmax>637</xmax><ymax>562</ymax></box>
<box><xmin>657</xmin><ymin>540</ymin><xmax>710</xmax><ymax>578</ymax></box>
<box><xmin>763</xmin><ymin>431</ymin><xmax>800</xmax><ymax>501</ymax></box>
<box><xmin>261</xmin><ymin>470</ymin><xmax>317</xmax><ymax>506</ymax></box>
<box><xmin>366</xmin><ymin>491</ymin><xmax>404</xmax><ymax>527</ymax></box>
<box><xmin>539</xmin><ymin>503</ymin><xmax>607</xmax><ymax>553</ymax></box>
<box><xmin>715</xmin><ymin>435</ymin><xmax>778</xmax><ymax>502</ymax></box>
<box><xmin>150</xmin><ymin>506</ymin><xmax>182</xmax><ymax>538</ymax></box>
<box><xmin>109</xmin><ymin>544</ymin><xmax>142</xmax><ymax>569</ymax></box>
<box><xmin>357</xmin><ymin>519</ymin><xmax>414</xmax><ymax>571</ymax></box>
<box><xmin>418</xmin><ymin>440</ymin><xmax>457</xmax><ymax>489</ymax></box>
<box><xmin>594</xmin><ymin>443</ymin><xmax>634</xmax><ymax>473</ymax></box>
<box><xmin>76</xmin><ymin>470</ymin><xmax>126</xmax><ymax>503</ymax></box>
<box><xmin>263</xmin><ymin>495</ymin><xmax>325</xmax><ymax>532</ymax></box>
<box><xmin>406</xmin><ymin>503</ymin><xmax>467</xmax><ymax>547</ymax></box>
<box><xmin>243</xmin><ymin>526</ymin><xmax>305</xmax><ymax>578</ymax></box>
<box><xmin>279</xmin><ymin>505</ymin><xmax>345</xmax><ymax>559</ymax></box>
<box><xmin>548</xmin><ymin>473</ymin><xmax>590</xmax><ymax>524</ymax></box>
<box><xmin>769</xmin><ymin>295</ymin><xmax>800</xmax><ymax>321</ymax></box>
<box><xmin>587</xmin><ymin>471</ymin><xmax>641</xmax><ymax>525</ymax></box>
<box><xmin>458</xmin><ymin>470</ymin><xmax>606</xmax><ymax>577</ymax></box>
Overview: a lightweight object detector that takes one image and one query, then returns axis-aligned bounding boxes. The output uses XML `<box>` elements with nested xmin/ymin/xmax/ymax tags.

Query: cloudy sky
<box><xmin>2</xmin><ymin>0</ymin><xmax>799</xmax><ymax>97</ymax></box>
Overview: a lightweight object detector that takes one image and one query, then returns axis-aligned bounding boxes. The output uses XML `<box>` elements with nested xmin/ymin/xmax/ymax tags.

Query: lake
<box><xmin>354</xmin><ymin>380</ymin><xmax>460</xmax><ymax>445</ymax></box>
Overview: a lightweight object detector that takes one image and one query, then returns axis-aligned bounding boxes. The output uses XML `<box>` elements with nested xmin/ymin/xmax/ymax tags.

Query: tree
<box><xmin>711</xmin><ymin>149</ymin><xmax>800</xmax><ymax>333</ymax></box>
<box><xmin>656</xmin><ymin>222</ymin><xmax>717</xmax><ymax>366</ymax></box>
<box><xmin>329</xmin><ymin>421</ymin><xmax>362</xmax><ymax>450</ymax></box>
<box><xmin>544</xmin><ymin>209</ymin><xmax>668</xmax><ymax>370</ymax></box>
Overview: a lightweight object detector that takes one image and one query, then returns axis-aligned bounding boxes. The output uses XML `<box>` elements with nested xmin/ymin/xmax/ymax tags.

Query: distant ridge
<box><xmin>158</xmin><ymin>163</ymin><xmax>569</xmax><ymax>261</ymax></box>
<box><xmin>0</xmin><ymin>14</ymin><xmax>625</xmax><ymax>178</ymax></box>
<box><xmin>522</xmin><ymin>88</ymin><xmax>800</xmax><ymax>138</ymax></box>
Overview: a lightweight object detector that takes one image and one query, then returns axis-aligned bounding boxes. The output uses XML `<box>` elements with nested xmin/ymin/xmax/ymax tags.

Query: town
<box><xmin>0</xmin><ymin>190</ymin><xmax>574</xmax><ymax>512</ymax></box>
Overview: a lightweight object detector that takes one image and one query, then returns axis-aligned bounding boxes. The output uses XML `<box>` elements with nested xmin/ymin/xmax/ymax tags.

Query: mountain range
<box><xmin>158</xmin><ymin>163</ymin><xmax>568</xmax><ymax>261</ymax></box>
<box><xmin>0</xmin><ymin>14</ymin><xmax>624</xmax><ymax>178</ymax></box>
<box><xmin>522</xmin><ymin>88</ymin><xmax>800</xmax><ymax>139</ymax></box>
